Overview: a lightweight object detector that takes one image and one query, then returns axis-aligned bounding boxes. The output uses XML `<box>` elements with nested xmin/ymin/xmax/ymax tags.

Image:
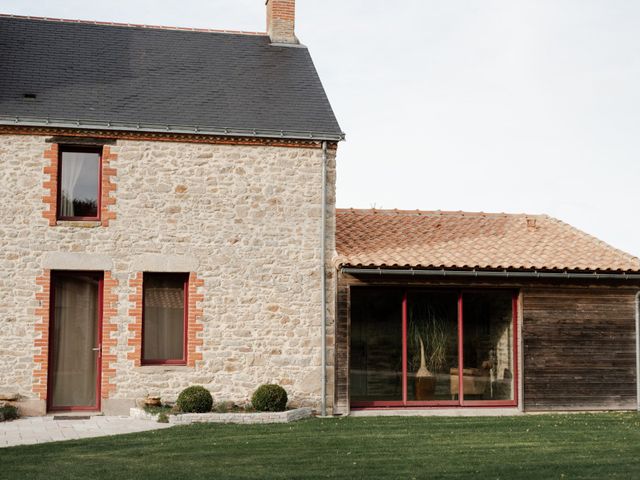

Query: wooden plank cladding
<box><xmin>334</xmin><ymin>275</ymin><xmax>350</xmax><ymax>415</ymax></box>
<box><xmin>522</xmin><ymin>287</ymin><xmax>637</xmax><ymax>411</ymax></box>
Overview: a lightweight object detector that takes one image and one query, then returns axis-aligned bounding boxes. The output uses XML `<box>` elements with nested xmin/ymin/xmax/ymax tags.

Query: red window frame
<box><xmin>141</xmin><ymin>272</ymin><xmax>189</xmax><ymax>366</ymax></box>
<box><xmin>350</xmin><ymin>288</ymin><xmax>519</xmax><ymax>409</ymax></box>
<box><xmin>56</xmin><ymin>145</ymin><xmax>103</xmax><ymax>221</ymax></box>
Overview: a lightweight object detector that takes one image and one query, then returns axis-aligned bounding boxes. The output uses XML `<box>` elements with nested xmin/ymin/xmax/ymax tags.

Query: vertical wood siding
<box><xmin>334</xmin><ymin>274</ymin><xmax>350</xmax><ymax>415</ymax></box>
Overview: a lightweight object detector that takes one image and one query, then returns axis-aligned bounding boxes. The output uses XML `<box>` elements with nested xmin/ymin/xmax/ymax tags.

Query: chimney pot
<box><xmin>266</xmin><ymin>0</ymin><xmax>297</xmax><ymax>44</ymax></box>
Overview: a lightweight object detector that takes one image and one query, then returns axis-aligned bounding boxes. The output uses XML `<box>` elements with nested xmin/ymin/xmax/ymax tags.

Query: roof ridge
<box><xmin>336</xmin><ymin>207</ymin><xmax>545</xmax><ymax>218</ymax></box>
<box><xmin>544</xmin><ymin>215</ymin><xmax>640</xmax><ymax>266</ymax></box>
<box><xmin>0</xmin><ymin>13</ymin><xmax>267</xmax><ymax>36</ymax></box>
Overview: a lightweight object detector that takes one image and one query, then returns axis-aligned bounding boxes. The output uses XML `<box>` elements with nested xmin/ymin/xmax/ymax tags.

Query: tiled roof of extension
<box><xmin>335</xmin><ymin>209</ymin><xmax>640</xmax><ymax>272</ymax></box>
<box><xmin>0</xmin><ymin>15</ymin><xmax>343</xmax><ymax>141</ymax></box>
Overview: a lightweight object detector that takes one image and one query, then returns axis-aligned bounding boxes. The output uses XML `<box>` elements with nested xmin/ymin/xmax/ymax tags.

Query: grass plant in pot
<box><xmin>408</xmin><ymin>301</ymin><xmax>451</xmax><ymax>401</ymax></box>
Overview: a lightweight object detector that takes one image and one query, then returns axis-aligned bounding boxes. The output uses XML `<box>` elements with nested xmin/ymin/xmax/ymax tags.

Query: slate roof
<box><xmin>0</xmin><ymin>15</ymin><xmax>343</xmax><ymax>140</ymax></box>
<box><xmin>335</xmin><ymin>209</ymin><xmax>640</xmax><ymax>272</ymax></box>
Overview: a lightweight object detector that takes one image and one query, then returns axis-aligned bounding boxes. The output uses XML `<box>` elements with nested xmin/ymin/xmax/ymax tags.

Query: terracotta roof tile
<box><xmin>335</xmin><ymin>209</ymin><xmax>640</xmax><ymax>272</ymax></box>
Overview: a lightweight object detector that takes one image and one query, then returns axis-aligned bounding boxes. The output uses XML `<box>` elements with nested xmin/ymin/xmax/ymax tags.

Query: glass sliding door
<box><xmin>350</xmin><ymin>287</ymin><xmax>518</xmax><ymax>408</ymax></box>
<box><xmin>461</xmin><ymin>292</ymin><xmax>516</xmax><ymax>404</ymax></box>
<box><xmin>406</xmin><ymin>291</ymin><xmax>458</xmax><ymax>403</ymax></box>
<box><xmin>48</xmin><ymin>272</ymin><xmax>102</xmax><ymax>411</ymax></box>
<box><xmin>350</xmin><ymin>289</ymin><xmax>403</xmax><ymax>404</ymax></box>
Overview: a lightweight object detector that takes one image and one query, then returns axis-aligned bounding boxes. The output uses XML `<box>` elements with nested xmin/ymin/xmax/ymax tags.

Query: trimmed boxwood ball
<box><xmin>0</xmin><ymin>404</ymin><xmax>19</xmax><ymax>422</ymax></box>
<box><xmin>176</xmin><ymin>386</ymin><xmax>213</xmax><ymax>413</ymax></box>
<box><xmin>251</xmin><ymin>384</ymin><xmax>288</xmax><ymax>412</ymax></box>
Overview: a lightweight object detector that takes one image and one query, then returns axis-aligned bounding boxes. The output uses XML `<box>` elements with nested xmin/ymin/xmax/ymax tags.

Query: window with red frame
<box><xmin>350</xmin><ymin>288</ymin><xmax>518</xmax><ymax>408</ymax></box>
<box><xmin>142</xmin><ymin>273</ymin><xmax>188</xmax><ymax>365</ymax></box>
<box><xmin>57</xmin><ymin>146</ymin><xmax>102</xmax><ymax>221</ymax></box>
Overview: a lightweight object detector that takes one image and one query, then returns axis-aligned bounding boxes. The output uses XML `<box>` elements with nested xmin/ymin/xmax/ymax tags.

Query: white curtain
<box><xmin>60</xmin><ymin>153</ymin><xmax>84</xmax><ymax>217</ymax></box>
<box><xmin>51</xmin><ymin>275</ymin><xmax>99</xmax><ymax>408</ymax></box>
<box><xmin>143</xmin><ymin>276</ymin><xmax>185</xmax><ymax>361</ymax></box>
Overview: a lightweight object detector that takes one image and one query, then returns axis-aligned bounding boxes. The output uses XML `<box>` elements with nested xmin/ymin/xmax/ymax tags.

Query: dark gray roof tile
<box><xmin>0</xmin><ymin>16</ymin><xmax>343</xmax><ymax>140</ymax></box>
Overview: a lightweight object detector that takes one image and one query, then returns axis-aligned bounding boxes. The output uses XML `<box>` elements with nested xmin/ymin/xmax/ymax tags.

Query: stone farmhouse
<box><xmin>1</xmin><ymin>1</ymin><xmax>639</xmax><ymax>417</ymax></box>
<box><xmin>0</xmin><ymin>1</ymin><xmax>341</xmax><ymax>416</ymax></box>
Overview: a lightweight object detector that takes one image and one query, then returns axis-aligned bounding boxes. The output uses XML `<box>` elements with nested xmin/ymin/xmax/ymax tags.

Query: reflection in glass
<box><xmin>350</xmin><ymin>289</ymin><xmax>403</xmax><ymax>402</ymax></box>
<box><xmin>50</xmin><ymin>274</ymin><xmax>100</xmax><ymax>408</ymax></box>
<box><xmin>349</xmin><ymin>288</ymin><xmax>516</xmax><ymax>405</ymax></box>
<box><xmin>407</xmin><ymin>292</ymin><xmax>458</xmax><ymax>401</ymax></box>
<box><xmin>143</xmin><ymin>273</ymin><xmax>187</xmax><ymax>362</ymax></box>
<box><xmin>59</xmin><ymin>150</ymin><xmax>100</xmax><ymax>218</ymax></box>
<box><xmin>461</xmin><ymin>292</ymin><xmax>514</xmax><ymax>401</ymax></box>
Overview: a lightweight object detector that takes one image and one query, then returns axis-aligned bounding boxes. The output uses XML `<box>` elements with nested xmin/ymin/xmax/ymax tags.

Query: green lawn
<box><xmin>2</xmin><ymin>413</ymin><xmax>640</xmax><ymax>479</ymax></box>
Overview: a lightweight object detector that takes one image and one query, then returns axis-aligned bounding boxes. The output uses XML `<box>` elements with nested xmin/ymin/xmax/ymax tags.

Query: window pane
<box><xmin>462</xmin><ymin>292</ymin><xmax>514</xmax><ymax>401</ymax></box>
<box><xmin>350</xmin><ymin>288</ymin><xmax>403</xmax><ymax>403</ymax></box>
<box><xmin>60</xmin><ymin>150</ymin><xmax>100</xmax><ymax>218</ymax></box>
<box><xmin>143</xmin><ymin>273</ymin><xmax>186</xmax><ymax>362</ymax></box>
<box><xmin>51</xmin><ymin>273</ymin><xmax>100</xmax><ymax>408</ymax></box>
<box><xmin>407</xmin><ymin>291</ymin><xmax>458</xmax><ymax>401</ymax></box>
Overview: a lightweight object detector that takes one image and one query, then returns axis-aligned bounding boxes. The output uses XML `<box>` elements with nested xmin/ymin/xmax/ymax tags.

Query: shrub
<box><xmin>213</xmin><ymin>401</ymin><xmax>235</xmax><ymax>413</ymax></box>
<box><xmin>213</xmin><ymin>401</ymin><xmax>255</xmax><ymax>413</ymax></box>
<box><xmin>157</xmin><ymin>412</ymin><xmax>170</xmax><ymax>424</ymax></box>
<box><xmin>143</xmin><ymin>404</ymin><xmax>172</xmax><ymax>416</ymax></box>
<box><xmin>0</xmin><ymin>404</ymin><xmax>19</xmax><ymax>422</ymax></box>
<box><xmin>251</xmin><ymin>384</ymin><xmax>288</xmax><ymax>412</ymax></box>
<box><xmin>176</xmin><ymin>386</ymin><xmax>213</xmax><ymax>413</ymax></box>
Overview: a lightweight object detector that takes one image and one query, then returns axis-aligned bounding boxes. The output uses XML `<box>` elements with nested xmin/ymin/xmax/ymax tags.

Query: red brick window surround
<box><xmin>42</xmin><ymin>143</ymin><xmax>117</xmax><ymax>226</ymax></box>
<box><xmin>101</xmin><ymin>272</ymin><xmax>119</xmax><ymax>400</ymax></box>
<box><xmin>128</xmin><ymin>272</ymin><xmax>203</xmax><ymax>368</ymax></box>
<box><xmin>33</xmin><ymin>270</ymin><xmax>51</xmax><ymax>400</ymax></box>
<box><xmin>187</xmin><ymin>272</ymin><xmax>204</xmax><ymax>367</ymax></box>
<box><xmin>32</xmin><ymin>270</ymin><xmax>119</xmax><ymax>401</ymax></box>
<box><xmin>127</xmin><ymin>273</ymin><xmax>144</xmax><ymax>367</ymax></box>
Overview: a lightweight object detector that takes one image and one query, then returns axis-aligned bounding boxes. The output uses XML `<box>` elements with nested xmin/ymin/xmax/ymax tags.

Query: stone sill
<box><xmin>0</xmin><ymin>391</ymin><xmax>19</xmax><ymax>401</ymax></box>
<box><xmin>56</xmin><ymin>220</ymin><xmax>102</xmax><ymax>228</ymax></box>
<box><xmin>134</xmin><ymin>365</ymin><xmax>194</xmax><ymax>374</ymax></box>
<box><xmin>130</xmin><ymin>407</ymin><xmax>313</xmax><ymax>425</ymax></box>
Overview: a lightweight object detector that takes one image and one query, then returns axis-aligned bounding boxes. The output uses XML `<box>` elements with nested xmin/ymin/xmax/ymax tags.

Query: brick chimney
<box><xmin>266</xmin><ymin>0</ymin><xmax>297</xmax><ymax>44</ymax></box>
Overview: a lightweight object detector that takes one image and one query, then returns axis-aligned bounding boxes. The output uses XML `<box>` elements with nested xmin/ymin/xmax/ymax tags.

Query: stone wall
<box><xmin>0</xmin><ymin>134</ymin><xmax>336</xmax><ymax>415</ymax></box>
<box><xmin>130</xmin><ymin>407</ymin><xmax>314</xmax><ymax>425</ymax></box>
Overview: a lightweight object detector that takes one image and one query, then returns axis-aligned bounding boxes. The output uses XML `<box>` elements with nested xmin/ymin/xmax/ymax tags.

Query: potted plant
<box><xmin>144</xmin><ymin>395</ymin><xmax>162</xmax><ymax>407</ymax></box>
<box><xmin>408</xmin><ymin>302</ymin><xmax>451</xmax><ymax>400</ymax></box>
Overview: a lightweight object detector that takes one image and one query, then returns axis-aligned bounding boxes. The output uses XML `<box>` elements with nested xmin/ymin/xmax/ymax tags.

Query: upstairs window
<box><xmin>57</xmin><ymin>146</ymin><xmax>101</xmax><ymax>220</ymax></box>
<box><xmin>142</xmin><ymin>273</ymin><xmax>188</xmax><ymax>365</ymax></box>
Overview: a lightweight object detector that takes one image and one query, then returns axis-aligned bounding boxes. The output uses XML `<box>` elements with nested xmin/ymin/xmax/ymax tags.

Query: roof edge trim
<box><xmin>0</xmin><ymin>117</ymin><xmax>345</xmax><ymax>142</ymax></box>
<box><xmin>341</xmin><ymin>267</ymin><xmax>640</xmax><ymax>280</ymax></box>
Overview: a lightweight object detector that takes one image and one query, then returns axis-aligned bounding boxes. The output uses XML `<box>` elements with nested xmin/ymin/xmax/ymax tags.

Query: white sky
<box><xmin>4</xmin><ymin>0</ymin><xmax>640</xmax><ymax>256</ymax></box>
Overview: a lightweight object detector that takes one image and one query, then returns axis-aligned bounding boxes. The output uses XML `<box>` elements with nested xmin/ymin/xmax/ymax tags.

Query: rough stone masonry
<box><xmin>0</xmin><ymin>134</ymin><xmax>337</xmax><ymax>415</ymax></box>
